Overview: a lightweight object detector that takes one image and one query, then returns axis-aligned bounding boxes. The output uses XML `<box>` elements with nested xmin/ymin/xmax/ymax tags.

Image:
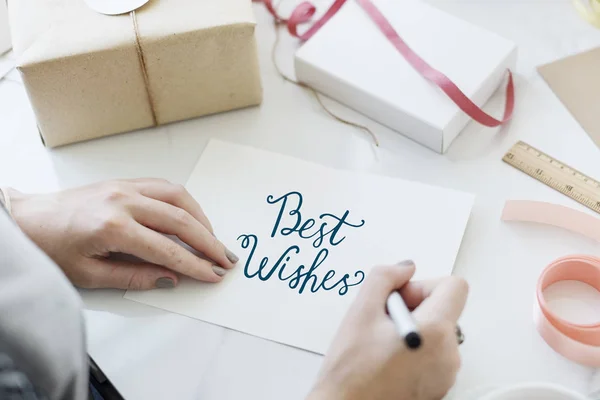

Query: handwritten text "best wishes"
<box><xmin>237</xmin><ymin>191</ymin><xmax>366</xmax><ymax>296</ymax></box>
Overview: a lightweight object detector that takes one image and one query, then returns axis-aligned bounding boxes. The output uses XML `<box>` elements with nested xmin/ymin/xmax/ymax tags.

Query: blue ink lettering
<box><xmin>239</xmin><ymin>234</ymin><xmax>300</xmax><ymax>281</ymax></box>
<box><xmin>237</xmin><ymin>191</ymin><xmax>367</xmax><ymax>297</ymax></box>
<box><xmin>267</xmin><ymin>191</ymin><xmax>365</xmax><ymax>249</ymax></box>
<box><xmin>267</xmin><ymin>192</ymin><xmax>302</xmax><ymax>238</ymax></box>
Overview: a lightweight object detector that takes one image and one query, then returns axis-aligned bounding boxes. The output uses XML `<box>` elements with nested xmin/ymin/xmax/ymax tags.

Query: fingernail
<box><xmin>396</xmin><ymin>260</ymin><xmax>415</xmax><ymax>268</ymax></box>
<box><xmin>155</xmin><ymin>277</ymin><xmax>175</xmax><ymax>289</ymax></box>
<box><xmin>212</xmin><ymin>265</ymin><xmax>227</xmax><ymax>277</ymax></box>
<box><xmin>225</xmin><ymin>248</ymin><xmax>239</xmax><ymax>264</ymax></box>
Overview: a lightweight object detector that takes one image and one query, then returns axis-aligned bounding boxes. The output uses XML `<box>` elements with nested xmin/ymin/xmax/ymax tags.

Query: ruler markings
<box><xmin>502</xmin><ymin>141</ymin><xmax>600</xmax><ymax>215</ymax></box>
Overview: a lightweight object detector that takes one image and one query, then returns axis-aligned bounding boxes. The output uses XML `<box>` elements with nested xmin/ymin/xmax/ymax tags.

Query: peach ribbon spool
<box><xmin>503</xmin><ymin>200</ymin><xmax>600</xmax><ymax>367</ymax></box>
<box><xmin>535</xmin><ymin>255</ymin><xmax>600</xmax><ymax>367</ymax></box>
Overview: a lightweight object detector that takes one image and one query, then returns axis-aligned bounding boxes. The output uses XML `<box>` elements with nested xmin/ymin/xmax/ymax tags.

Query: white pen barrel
<box><xmin>387</xmin><ymin>292</ymin><xmax>419</xmax><ymax>338</ymax></box>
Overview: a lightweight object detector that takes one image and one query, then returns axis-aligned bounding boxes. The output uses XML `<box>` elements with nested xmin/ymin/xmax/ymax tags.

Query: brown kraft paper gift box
<box><xmin>8</xmin><ymin>0</ymin><xmax>263</xmax><ymax>147</ymax></box>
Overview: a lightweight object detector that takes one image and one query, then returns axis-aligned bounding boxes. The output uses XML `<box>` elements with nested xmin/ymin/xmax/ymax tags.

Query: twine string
<box><xmin>270</xmin><ymin>20</ymin><xmax>380</xmax><ymax>146</ymax></box>
<box><xmin>130</xmin><ymin>10</ymin><xmax>158</xmax><ymax>126</ymax></box>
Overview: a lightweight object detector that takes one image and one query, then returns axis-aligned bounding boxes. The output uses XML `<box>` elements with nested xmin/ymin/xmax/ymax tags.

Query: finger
<box><xmin>82</xmin><ymin>259</ymin><xmax>179</xmax><ymax>290</ymax></box>
<box><xmin>116</xmin><ymin>222</ymin><xmax>224</xmax><ymax>282</ymax></box>
<box><xmin>399</xmin><ymin>278</ymin><xmax>447</xmax><ymax>310</ymax></box>
<box><xmin>129</xmin><ymin>178</ymin><xmax>215</xmax><ymax>234</ymax></box>
<box><xmin>412</xmin><ymin>276</ymin><xmax>468</xmax><ymax>324</ymax></box>
<box><xmin>130</xmin><ymin>196</ymin><xmax>237</xmax><ymax>269</ymax></box>
<box><xmin>360</xmin><ymin>261</ymin><xmax>417</xmax><ymax>307</ymax></box>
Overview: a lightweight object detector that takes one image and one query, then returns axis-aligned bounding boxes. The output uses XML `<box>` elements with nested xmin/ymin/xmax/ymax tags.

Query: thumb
<box><xmin>87</xmin><ymin>259</ymin><xmax>179</xmax><ymax>290</ymax></box>
<box><xmin>412</xmin><ymin>276</ymin><xmax>468</xmax><ymax>324</ymax></box>
<box><xmin>361</xmin><ymin>261</ymin><xmax>416</xmax><ymax>306</ymax></box>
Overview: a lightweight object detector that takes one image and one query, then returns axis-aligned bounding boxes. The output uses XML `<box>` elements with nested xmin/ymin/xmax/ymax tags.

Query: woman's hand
<box><xmin>308</xmin><ymin>262</ymin><xmax>468</xmax><ymax>400</ymax></box>
<box><xmin>6</xmin><ymin>179</ymin><xmax>238</xmax><ymax>290</ymax></box>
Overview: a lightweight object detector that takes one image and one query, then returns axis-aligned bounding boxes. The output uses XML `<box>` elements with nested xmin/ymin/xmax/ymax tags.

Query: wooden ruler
<box><xmin>502</xmin><ymin>141</ymin><xmax>600</xmax><ymax>215</ymax></box>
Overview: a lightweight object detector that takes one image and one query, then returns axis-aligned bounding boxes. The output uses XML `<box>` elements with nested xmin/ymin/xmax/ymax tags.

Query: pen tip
<box><xmin>405</xmin><ymin>332</ymin><xmax>422</xmax><ymax>349</ymax></box>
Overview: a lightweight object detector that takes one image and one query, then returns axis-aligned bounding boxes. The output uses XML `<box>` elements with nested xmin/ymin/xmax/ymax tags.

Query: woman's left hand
<box><xmin>6</xmin><ymin>179</ymin><xmax>238</xmax><ymax>290</ymax></box>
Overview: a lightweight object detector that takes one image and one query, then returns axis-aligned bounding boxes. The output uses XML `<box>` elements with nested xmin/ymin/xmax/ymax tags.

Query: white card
<box><xmin>125</xmin><ymin>140</ymin><xmax>474</xmax><ymax>354</ymax></box>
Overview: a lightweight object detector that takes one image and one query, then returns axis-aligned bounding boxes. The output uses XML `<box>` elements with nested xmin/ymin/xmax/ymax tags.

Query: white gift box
<box><xmin>295</xmin><ymin>0</ymin><xmax>517</xmax><ymax>153</ymax></box>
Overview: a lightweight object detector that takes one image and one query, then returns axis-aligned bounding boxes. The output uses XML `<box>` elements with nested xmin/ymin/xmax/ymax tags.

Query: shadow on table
<box><xmin>80</xmin><ymin>287</ymin><xmax>168</xmax><ymax>318</ymax></box>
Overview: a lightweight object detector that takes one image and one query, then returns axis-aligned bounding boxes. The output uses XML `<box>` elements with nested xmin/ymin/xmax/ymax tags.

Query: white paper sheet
<box><xmin>124</xmin><ymin>140</ymin><xmax>474</xmax><ymax>354</ymax></box>
<box><xmin>589</xmin><ymin>370</ymin><xmax>600</xmax><ymax>398</ymax></box>
<box><xmin>0</xmin><ymin>0</ymin><xmax>10</xmax><ymax>55</ymax></box>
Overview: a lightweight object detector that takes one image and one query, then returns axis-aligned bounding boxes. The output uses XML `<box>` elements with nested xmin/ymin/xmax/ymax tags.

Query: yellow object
<box><xmin>573</xmin><ymin>0</ymin><xmax>600</xmax><ymax>28</ymax></box>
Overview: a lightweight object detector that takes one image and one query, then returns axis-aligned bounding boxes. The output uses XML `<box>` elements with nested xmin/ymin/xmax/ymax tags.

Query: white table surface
<box><xmin>1</xmin><ymin>1</ymin><xmax>600</xmax><ymax>399</ymax></box>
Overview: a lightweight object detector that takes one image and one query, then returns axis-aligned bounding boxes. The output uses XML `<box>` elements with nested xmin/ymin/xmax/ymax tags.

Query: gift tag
<box><xmin>84</xmin><ymin>0</ymin><xmax>150</xmax><ymax>15</ymax></box>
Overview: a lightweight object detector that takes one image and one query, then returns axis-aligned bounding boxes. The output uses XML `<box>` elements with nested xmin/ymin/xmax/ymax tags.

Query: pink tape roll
<box><xmin>503</xmin><ymin>201</ymin><xmax>600</xmax><ymax>367</ymax></box>
<box><xmin>536</xmin><ymin>256</ymin><xmax>600</xmax><ymax>366</ymax></box>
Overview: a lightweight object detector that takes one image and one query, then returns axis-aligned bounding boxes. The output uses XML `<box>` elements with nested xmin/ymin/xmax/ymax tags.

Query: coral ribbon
<box><xmin>535</xmin><ymin>255</ymin><xmax>600</xmax><ymax>367</ymax></box>
<box><xmin>254</xmin><ymin>0</ymin><xmax>515</xmax><ymax>128</ymax></box>
<box><xmin>502</xmin><ymin>201</ymin><xmax>600</xmax><ymax>367</ymax></box>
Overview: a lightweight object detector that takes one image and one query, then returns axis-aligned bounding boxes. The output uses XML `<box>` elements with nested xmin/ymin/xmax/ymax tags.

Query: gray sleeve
<box><xmin>0</xmin><ymin>205</ymin><xmax>89</xmax><ymax>400</ymax></box>
<box><xmin>0</xmin><ymin>353</ymin><xmax>47</xmax><ymax>399</ymax></box>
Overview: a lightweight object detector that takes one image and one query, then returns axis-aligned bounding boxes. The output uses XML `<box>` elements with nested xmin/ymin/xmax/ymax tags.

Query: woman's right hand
<box><xmin>308</xmin><ymin>262</ymin><xmax>468</xmax><ymax>400</ymax></box>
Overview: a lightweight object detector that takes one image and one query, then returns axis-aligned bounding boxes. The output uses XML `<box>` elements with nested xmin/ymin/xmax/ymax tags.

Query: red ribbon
<box><xmin>255</xmin><ymin>0</ymin><xmax>514</xmax><ymax>127</ymax></box>
<box><xmin>256</xmin><ymin>0</ymin><xmax>347</xmax><ymax>41</ymax></box>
